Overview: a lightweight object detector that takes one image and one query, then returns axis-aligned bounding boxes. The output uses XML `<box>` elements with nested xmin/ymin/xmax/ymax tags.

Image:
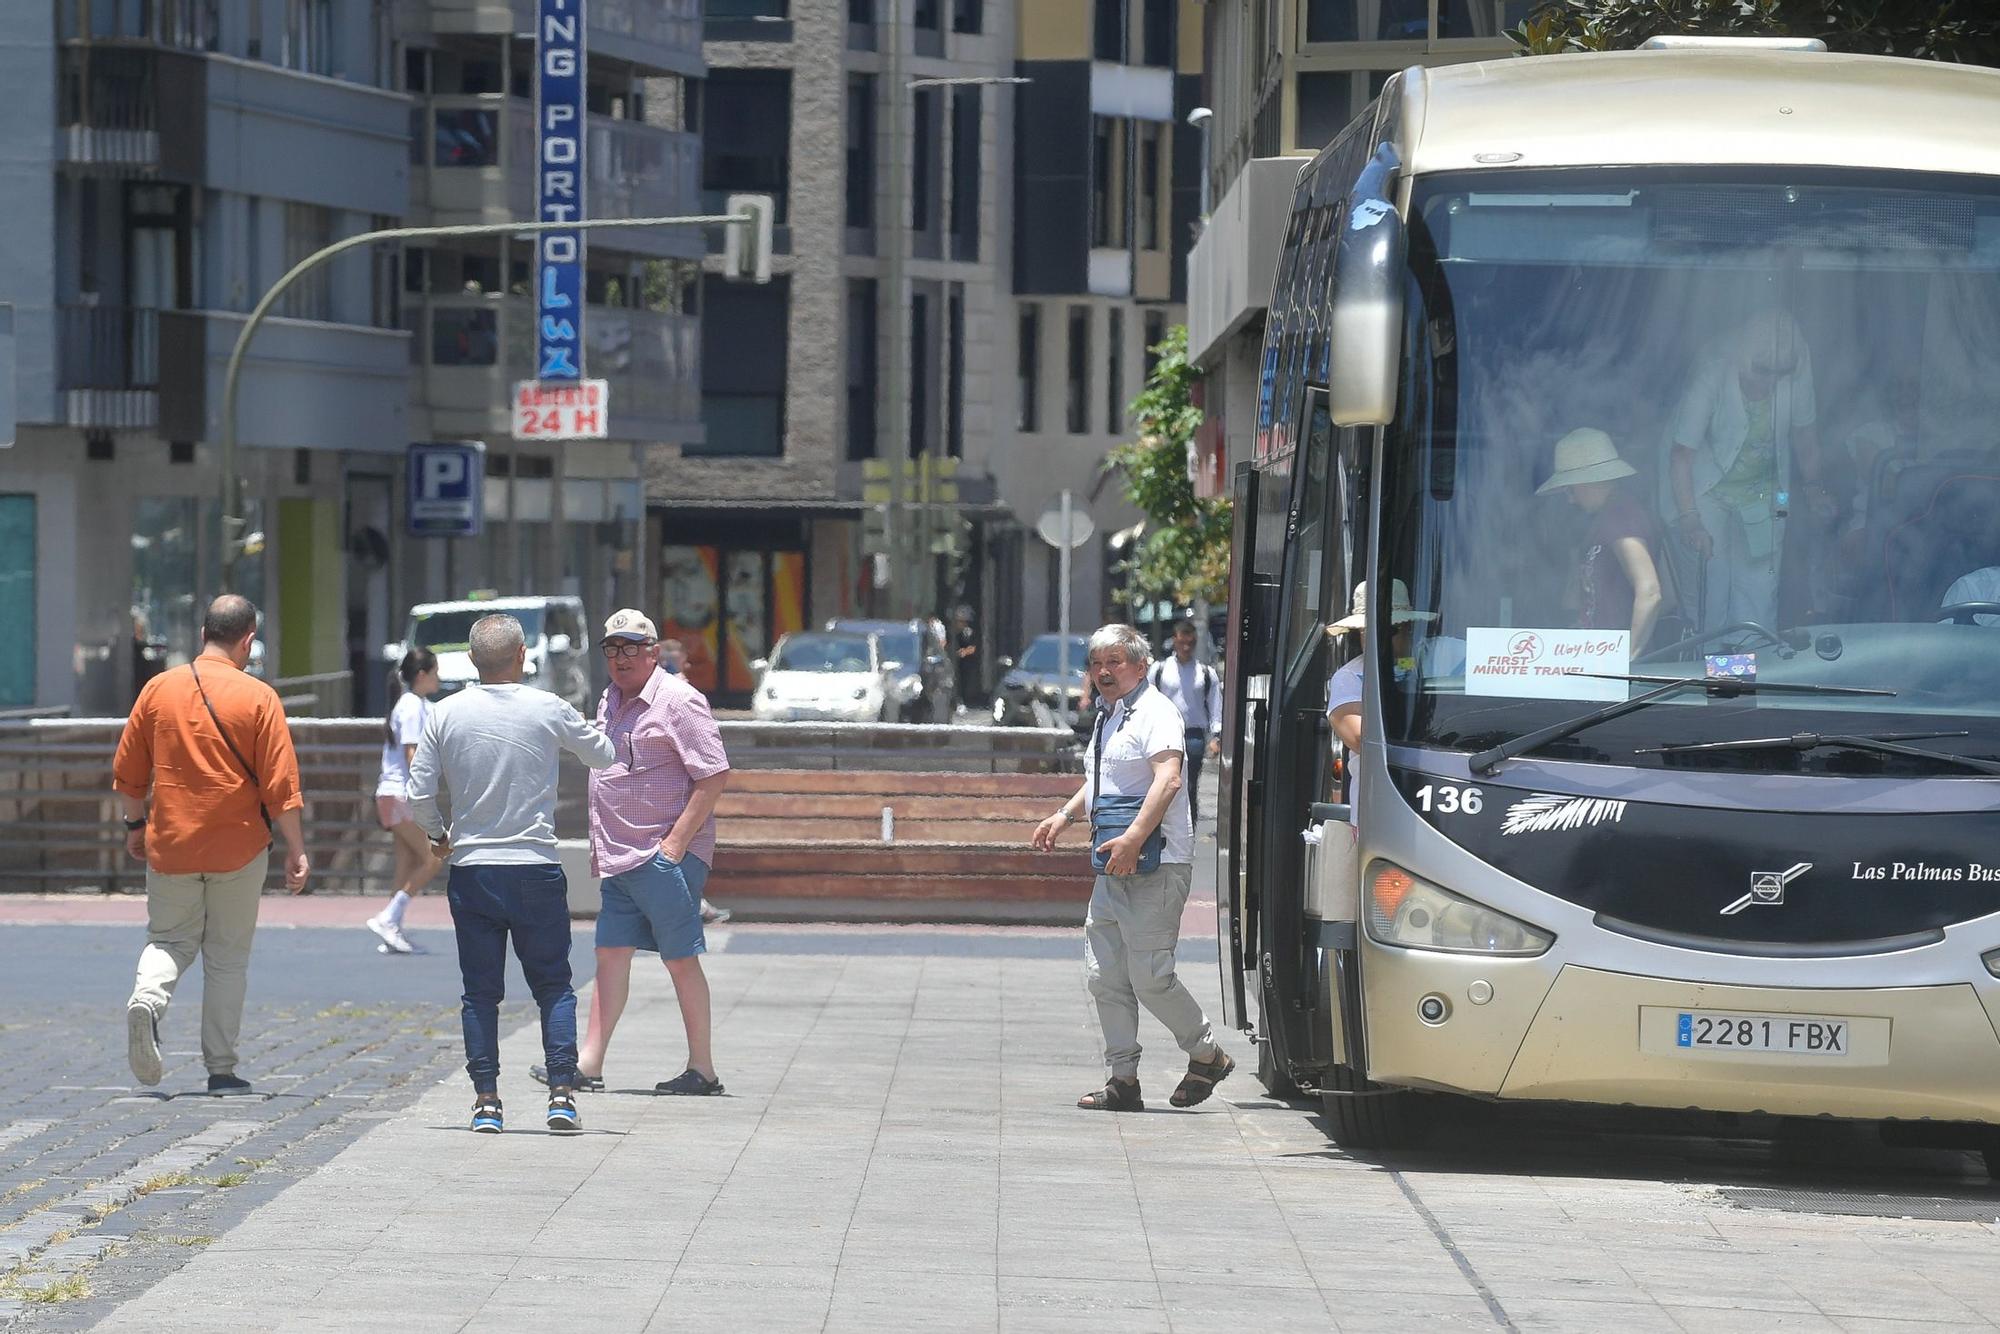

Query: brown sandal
<box><xmin>1077</xmin><ymin>1078</ymin><xmax>1143</xmax><ymax>1112</ymax></box>
<box><xmin>1169</xmin><ymin>1051</ymin><xmax>1236</xmax><ymax>1108</ymax></box>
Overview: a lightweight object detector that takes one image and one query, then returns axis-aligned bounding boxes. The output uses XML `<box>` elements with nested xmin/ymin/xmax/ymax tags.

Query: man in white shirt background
<box><xmin>1149</xmin><ymin>619</ymin><xmax>1222</xmax><ymax>825</ymax></box>
<box><xmin>1032</xmin><ymin>624</ymin><xmax>1234</xmax><ymax>1114</ymax></box>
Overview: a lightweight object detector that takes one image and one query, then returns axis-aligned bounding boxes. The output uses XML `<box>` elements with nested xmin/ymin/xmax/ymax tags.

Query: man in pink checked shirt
<box><xmin>532</xmin><ymin>608</ymin><xmax>732</xmax><ymax>1097</ymax></box>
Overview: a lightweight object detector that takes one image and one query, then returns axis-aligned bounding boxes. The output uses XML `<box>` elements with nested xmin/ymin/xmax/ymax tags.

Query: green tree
<box><xmin>1511</xmin><ymin>0</ymin><xmax>2000</xmax><ymax>62</ymax></box>
<box><xmin>1105</xmin><ymin>325</ymin><xmax>1233</xmax><ymax>606</ymax></box>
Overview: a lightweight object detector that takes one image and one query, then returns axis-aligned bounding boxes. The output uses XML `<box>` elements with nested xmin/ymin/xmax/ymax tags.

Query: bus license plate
<box><xmin>1676</xmin><ymin>1010</ymin><xmax>1849</xmax><ymax>1056</ymax></box>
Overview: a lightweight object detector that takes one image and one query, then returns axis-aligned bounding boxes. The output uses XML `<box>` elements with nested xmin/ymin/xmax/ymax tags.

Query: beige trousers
<box><xmin>1083</xmin><ymin>862</ymin><xmax>1218</xmax><ymax>1080</ymax></box>
<box><xmin>129</xmin><ymin>850</ymin><xmax>268</xmax><ymax>1076</ymax></box>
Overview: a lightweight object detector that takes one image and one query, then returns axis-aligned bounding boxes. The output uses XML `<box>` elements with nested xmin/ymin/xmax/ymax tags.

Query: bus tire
<box><xmin>1320</xmin><ymin>1061</ymin><xmax>1432</xmax><ymax>1150</ymax></box>
<box><xmin>1980</xmin><ymin>1133</ymin><xmax>2000</xmax><ymax>1181</ymax></box>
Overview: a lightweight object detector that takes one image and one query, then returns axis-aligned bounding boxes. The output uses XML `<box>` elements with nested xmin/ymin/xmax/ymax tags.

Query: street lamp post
<box><xmin>215</xmin><ymin>209</ymin><xmax>757</xmax><ymax>593</ymax></box>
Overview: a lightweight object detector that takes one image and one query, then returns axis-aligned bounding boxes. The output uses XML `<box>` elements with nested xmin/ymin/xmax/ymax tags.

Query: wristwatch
<box><xmin>1051</xmin><ymin>809</ymin><xmax>1071</xmax><ymax>825</ymax></box>
<box><xmin>123</xmin><ymin>816</ymin><xmax>147</xmax><ymax>831</ymax></box>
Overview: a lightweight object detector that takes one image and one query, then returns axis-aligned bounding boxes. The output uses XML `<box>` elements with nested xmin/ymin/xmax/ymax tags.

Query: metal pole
<box><xmin>883</xmin><ymin>0</ymin><xmax>907</xmax><ymax>617</ymax></box>
<box><xmin>1057</xmin><ymin>488</ymin><xmax>1073</xmax><ymax>729</ymax></box>
<box><xmin>215</xmin><ymin>211</ymin><xmax>750</xmax><ymax>592</ymax></box>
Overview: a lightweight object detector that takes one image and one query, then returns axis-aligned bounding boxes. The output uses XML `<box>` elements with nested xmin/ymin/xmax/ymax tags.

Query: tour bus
<box><xmin>1218</xmin><ymin>39</ymin><xmax>2000</xmax><ymax>1168</ymax></box>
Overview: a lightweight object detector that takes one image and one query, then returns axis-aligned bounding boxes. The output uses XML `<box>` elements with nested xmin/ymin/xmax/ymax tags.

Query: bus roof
<box><xmin>1403</xmin><ymin>49</ymin><xmax>2000</xmax><ymax>180</ymax></box>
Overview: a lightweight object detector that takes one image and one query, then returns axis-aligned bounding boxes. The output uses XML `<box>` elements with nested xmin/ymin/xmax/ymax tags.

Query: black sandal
<box><xmin>656</xmin><ymin>1069</ymin><xmax>725</xmax><ymax>1096</ymax></box>
<box><xmin>1169</xmin><ymin>1051</ymin><xmax>1236</xmax><ymax>1108</ymax></box>
<box><xmin>1077</xmin><ymin>1078</ymin><xmax>1143</xmax><ymax>1112</ymax></box>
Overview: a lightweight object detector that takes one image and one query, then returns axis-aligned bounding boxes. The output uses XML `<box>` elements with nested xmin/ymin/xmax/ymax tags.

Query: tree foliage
<box><xmin>1105</xmin><ymin>325</ymin><xmax>1234</xmax><ymax>607</ymax></box>
<box><xmin>1510</xmin><ymin>0</ymin><xmax>2000</xmax><ymax>62</ymax></box>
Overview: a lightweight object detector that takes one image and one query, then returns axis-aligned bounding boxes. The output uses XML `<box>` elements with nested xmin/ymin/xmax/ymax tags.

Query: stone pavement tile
<box><xmin>1830</xmin><ymin>1322</ymin><xmax>2000</xmax><ymax>1334</ymax></box>
<box><xmin>1155</xmin><ymin>1279</ymin><xmax>1337</xmax><ymax>1325</ymax></box>
<box><xmin>1664</xmin><ymin>1306</ymin><xmax>1845</xmax><ymax>1332</ymax></box>
<box><xmin>822</xmin><ymin>1267</ymin><xmax>1000</xmax><ymax>1333</ymax></box>
<box><xmin>468</xmin><ymin>1257</ymin><xmax>674</xmax><ymax>1331</ymax></box>
<box><xmin>1502</xmin><ymin>1297</ymin><xmax>1680</xmax><ymax>1331</ymax></box>
<box><xmin>646</xmin><ymin>1262</ymin><xmax>836</xmax><ymax>1330</ymax></box>
<box><xmin>1806</xmin><ymin>1272</ymin><xmax>1987</xmax><ymax>1324</ymax></box>
<box><xmin>1319</xmin><ymin>1288</ymin><xmax>1501</xmax><ymax>1330</ymax></box>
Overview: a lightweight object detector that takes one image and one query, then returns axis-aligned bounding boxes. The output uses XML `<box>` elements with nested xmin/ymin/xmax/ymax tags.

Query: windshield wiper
<box><xmin>1466</xmin><ymin>673</ymin><xmax>1896</xmax><ymax>777</ymax></box>
<box><xmin>1636</xmin><ymin>730</ymin><xmax>2000</xmax><ymax>776</ymax></box>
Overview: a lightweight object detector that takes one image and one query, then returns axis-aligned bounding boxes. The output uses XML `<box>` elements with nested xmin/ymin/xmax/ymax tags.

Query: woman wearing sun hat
<box><xmin>1538</xmin><ymin>427</ymin><xmax>1664</xmax><ymax>648</ymax></box>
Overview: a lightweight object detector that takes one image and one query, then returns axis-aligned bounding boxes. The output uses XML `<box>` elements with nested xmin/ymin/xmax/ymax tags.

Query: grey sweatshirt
<box><xmin>407</xmin><ymin>682</ymin><xmax>616</xmax><ymax>865</ymax></box>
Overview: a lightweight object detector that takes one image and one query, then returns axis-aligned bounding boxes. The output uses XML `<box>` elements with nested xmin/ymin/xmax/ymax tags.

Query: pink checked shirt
<box><xmin>587</xmin><ymin>667</ymin><xmax>731</xmax><ymax>877</ymax></box>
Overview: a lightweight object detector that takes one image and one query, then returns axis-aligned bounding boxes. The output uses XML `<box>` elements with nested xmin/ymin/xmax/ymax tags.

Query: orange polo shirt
<box><xmin>112</xmin><ymin>652</ymin><xmax>305</xmax><ymax>876</ymax></box>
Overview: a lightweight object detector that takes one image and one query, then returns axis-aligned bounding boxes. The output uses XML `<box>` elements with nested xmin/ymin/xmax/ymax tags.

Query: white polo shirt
<box><xmin>1083</xmin><ymin>680</ymin><xmax>1194</xmax><ymax>866</ymax></box>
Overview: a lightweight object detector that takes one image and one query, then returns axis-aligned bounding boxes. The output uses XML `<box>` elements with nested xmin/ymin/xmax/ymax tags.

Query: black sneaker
<box><xmin>206</xmin><ymin>1073</ymin><xmax>253</xmax><ymax>1096</ymax></box>
<box><xmin>655</xmin><ymin>1069</ymin><xmax>724</xmax><ymax>1096</ymax></box>
<box><xmin>471</xmin><ymin>1096</ymin><xmax>504</xmax><ymax>1134</ymax></box>
<box><xmin>529</xmin><ymin>1064</ymin><xmax>603</xmax><ymax>1092</ymax></box>
<box><xmin>546</xmin><ymin>1090</ymin><xmax>582</xmax><ymax>1132</ymax></box>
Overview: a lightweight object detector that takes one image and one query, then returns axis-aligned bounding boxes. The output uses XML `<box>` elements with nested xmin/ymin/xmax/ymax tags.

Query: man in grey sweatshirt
<box><xmin>408</xmin><ymin>614</ymin><xmax>615</xmax><ymax>1134</ymax></box>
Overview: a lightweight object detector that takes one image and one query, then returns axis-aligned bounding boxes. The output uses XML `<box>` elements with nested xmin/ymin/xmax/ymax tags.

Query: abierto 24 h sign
<box><xmin>513</xmin><ymin>379</ymin><xmax>610</xmax><ymax>440</ymax></box>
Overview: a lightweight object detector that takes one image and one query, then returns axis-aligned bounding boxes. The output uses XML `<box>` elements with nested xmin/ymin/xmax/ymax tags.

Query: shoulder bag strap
<box><xmin>189</xmin><ymin>662</ymin><xmax>272</xmax><ymax>830</ymax></box>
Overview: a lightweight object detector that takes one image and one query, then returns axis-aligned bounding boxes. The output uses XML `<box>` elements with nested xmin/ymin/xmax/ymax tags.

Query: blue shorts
<box><xmin>597</xmin><ymin>853</ymin><xmax>710</xmax><ymax>959</ymax></box>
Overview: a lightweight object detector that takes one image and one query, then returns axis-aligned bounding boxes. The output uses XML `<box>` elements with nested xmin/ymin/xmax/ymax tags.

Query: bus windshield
<box><xmin>1379</xmin><ymin>168</ymin><xmax>2000</xmax><ymax>777</ymax></box>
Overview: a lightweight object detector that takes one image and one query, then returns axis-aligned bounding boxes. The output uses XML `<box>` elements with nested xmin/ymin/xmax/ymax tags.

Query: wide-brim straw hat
<box><xmin>1536</xmin><ymin>427</ymin><xmax>1637</xmax><ymax>495</ymax></box>
<box><xmin>1329</xmin><ymin>579</ymin><xmax>1436</xmax><ymax>634</ymax></box>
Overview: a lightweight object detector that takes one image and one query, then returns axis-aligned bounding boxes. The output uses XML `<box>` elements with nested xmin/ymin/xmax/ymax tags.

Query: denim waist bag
<box><xmin>1090</xmin><ymin>793</ymin><xmax>1164</xmax><ymax>875</ymax></box>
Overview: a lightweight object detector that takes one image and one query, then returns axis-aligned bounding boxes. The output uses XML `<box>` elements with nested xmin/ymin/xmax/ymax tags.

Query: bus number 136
<box><xmin>1414</xmin><ymin>784</ymin><xmax>1483</xmax><ymax>815</ymax></box>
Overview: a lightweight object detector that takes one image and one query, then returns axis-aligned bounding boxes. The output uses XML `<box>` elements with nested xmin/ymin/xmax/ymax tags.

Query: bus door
<box><xmin>1216</xmin><ymin>461</ymin><xmax>1264</xmax><ymax>1029</ymax></box>
<box><xmin>1254</xmin><ymin>386</ymin><xmax>1348</xmax><ymax>1082</ymax></box>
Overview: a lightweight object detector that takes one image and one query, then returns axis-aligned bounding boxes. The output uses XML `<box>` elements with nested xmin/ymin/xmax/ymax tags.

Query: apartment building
<box><xmin>0</xmin><ymin>0</ymin><xmax>409</xmax><ymax>714</ymax></box>
<box><xmin>1008</xmin><ymin>0</ymin><xmax>1203</xmax><ymax>643</ymax></box>
<box><xmin>1185</xmin><ymin>0</ymin><xmax>1525</xmax><ymax>490</ymax></box>
<box><xmin>395</xmin><ymin>0</ymin><xmax>704</xmax><ymax>711</ymax></box>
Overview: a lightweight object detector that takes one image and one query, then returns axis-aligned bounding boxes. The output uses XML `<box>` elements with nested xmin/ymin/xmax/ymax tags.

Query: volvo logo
<box><xmin>1720</xmin><ymin>862</ymin><xmax>1813</xmax><ymax>916</ymax></box>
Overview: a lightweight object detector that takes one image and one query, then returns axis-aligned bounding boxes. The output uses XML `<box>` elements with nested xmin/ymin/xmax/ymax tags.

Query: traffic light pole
<box><xmin>215</xmin><ymin>209</ymin><xmax>756</xmax><ymax>593</ymax></box>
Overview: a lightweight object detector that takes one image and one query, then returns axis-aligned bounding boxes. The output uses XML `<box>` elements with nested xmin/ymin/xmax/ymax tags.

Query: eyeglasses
<box><xmin>601</xmin><ymin>640</ymin><xmax>656</xmax><ymax>661</ymax></box>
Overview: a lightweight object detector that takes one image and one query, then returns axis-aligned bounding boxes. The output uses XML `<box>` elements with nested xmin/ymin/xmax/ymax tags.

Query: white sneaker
<box><xmin>127</xmin><ymin>1003</ymin><xmax>162</xmax><ymax>1087</ymax></box>
<box><xmin>367</xmin><ymin>916</ymin><xmax>415</xmax><ymax>954</ymax></box>
<box><xmin>699</xmin><ymin>900</ymin><xmax>732</xmax><ymax>926</ymax></box>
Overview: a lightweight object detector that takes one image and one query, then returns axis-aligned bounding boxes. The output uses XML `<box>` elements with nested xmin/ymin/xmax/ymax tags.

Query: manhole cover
<box><xmin>1718</xmin><ymin>1186</ymin><xmax>2000</xmax><ymax>1223</ymax></box>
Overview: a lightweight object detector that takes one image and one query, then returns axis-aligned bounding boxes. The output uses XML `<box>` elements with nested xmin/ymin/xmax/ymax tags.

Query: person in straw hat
<box><xmin>1324</xmin><ymin>579</ymin><xmax>1438</xmax><ymax>756</ymax></box>
<box><xmin>1537</xmin><ymin>427</ymin><xmax>1663</xmax><ymax>648</ymax></box>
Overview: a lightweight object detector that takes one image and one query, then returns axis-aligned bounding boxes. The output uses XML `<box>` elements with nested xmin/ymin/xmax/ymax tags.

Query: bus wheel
<box><xmin>1319</xmin><ymin>1061</ymin><xmax>1432</xmax><ymax>1151</ymax></box>
<box><xmin>1980</xmin><ymin>1133</ymin><xmax>2000</xmax><ymax>1181</ymax></box>
<box><xmin>1255</xmin><ymin>1033</ymin><xmax>1299</xmax><ymax>1100</ymax></box>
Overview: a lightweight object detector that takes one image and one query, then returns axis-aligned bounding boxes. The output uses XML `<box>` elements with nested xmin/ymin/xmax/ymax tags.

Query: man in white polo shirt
<box><xmin>1031</xmin><ymin>623</ymin><xmax>1233</xmax><ymax>1113</ymax></box>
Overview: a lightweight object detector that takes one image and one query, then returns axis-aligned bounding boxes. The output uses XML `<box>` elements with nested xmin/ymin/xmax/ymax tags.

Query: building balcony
<box><xmin>409</xmin><ymin>97</ymin><xmax>703</xmax><ymax>259</ymax></box>
<box><xmin>56</xmin><ymin>46</ymin><xmax>205</xmax><ymax>178</ymax></box>
<box><xmin>56</xmin><ymin>305</ymin><xmax>159</xmax><ymax>430</ymax></box>
<box><xmin>418</xmin><ymin>0</ymin><xmax>703</xmax><ymax>79</ymax></box>
<box><xmin>408</xmin><ymin>296</ymin><xmax>701</xmax><ymax>445</ymax></box>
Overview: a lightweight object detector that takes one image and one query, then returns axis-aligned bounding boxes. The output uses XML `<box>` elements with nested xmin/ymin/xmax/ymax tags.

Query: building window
<box><xmin>706</xmin><ymin>0</ymin><xmax>790</xmax><ymax>40</ymax></box>
<box><xmin>1303</xmin><ymin>0</ymin><xmax>1357</xmax><ymax>42</ymax></box>
<box><xmin>702</xmin><ymin>71</ymin><xmax>792</xmax><ymax>223</ymax></box>
<box><xmin>1137</xmin><ymin>122</ymin><xmax>1162</xmax><ymax>250</ymax></box>
<box><xmin>952</xmin><ymin>0</ymin><xmax>982</xmax><ymax>34</ymax></box>
<box><xmin>694</xmin><ymin>274</ymin><xmax>789</xmax><ymax>457</ymax></box>
<box><xmin>1066</xmin><ymin>305</ymin><xmax>1090</xmax><ymax>435</ymax></box>
<box><xmin>948</xmin><ymin>86</ymin><xmax>980</xmax><ymax>262</ymax></box>
<box><xmin>849</xmin><ymin>0</ymin><xmax>873</xmax><ymax>20</ymax></box>
<box><xmin>911</xmin><ymin>87</ymin><xmax>938</xmax><ymax>235</ymax></box>
<box><xmin>1091</xmin><ymin>118</ymin><xmax>1127</xmax><ymax>248</ymax></box>
<box><xmin>433</xmin><ymin>108</ymin><xmax>498</xmax><ymax>166</ymax></box>
<box><xmin>1094</xmin><ymin>0</ymin><xmax>1125</xmax><ymax>61</ymax></box>
<box><xmin>1141</xmin><ymin>0</ymin><xmax>1172</xmax><ymax>67</ymax></box>
<box><xmin>1017</xmin><ymin>304</ymin><xmax>1040</xmax><ymax>433</ymax></box>
<box><xmin>846</xmin><ymin>279</ymin><xmax>878</xmax><ymax>460</ymax></box>
<box><xmin>845</xmin><ymin>74</ymin><xmax>875</xmax><ymax>233</ymax></box>
<box><xmin>913</xmin><ymin>0</ymin><xmax>940</xmax><ymax>28</ymax></box>
<box><xmin>1106</xmin><ymin>308</ymin><xmax>1123</xmax><ymax>435</ymax></box>
<box><xmin>1440</xmin><ymin>0</ymin><xmax>1535</xmax><ymax>39</ymax></box>
<box><xmin>1143</xmin><ymin>309</ymin><xmax>1166</xmax><ymax>381</ymax></box>
<box><xmin>280</xmin><ymin>203</ymin><xmax>333</xmax><ymax>320</ymax></box>
<box><xmin>1378</xmin><ymin>0</ymin><xmax>1429</xmax><ymax>40</ymax></box>
<box><xmin>431</xmin><ymin>307</ymin><xmax>497</xmax><ymax>365</ymax></box>
<box><xmin>908</xmin><ymin>289</ymin><xmax>930</xmax><ymax>458</ymax></box>
<box><xmin>1295</xmin><ymin>72</ymin><xmax>1355</xmax><ymax>150</ymax></box>
<box><xmin>282</xmin><ymin>0</ymin><xmax>333</xmax><ymax>76</ymax></box>
<box><xmin>947</xmin><ymin>285</ymin><xmax>965</xmax><ymax>458</ymax></box>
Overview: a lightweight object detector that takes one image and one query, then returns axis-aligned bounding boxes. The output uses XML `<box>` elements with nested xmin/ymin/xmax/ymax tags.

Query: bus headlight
<box><xmin>1366</xmin><ymin>862</ymin><xmax>1554</xmax><ymax>957</ymax></box>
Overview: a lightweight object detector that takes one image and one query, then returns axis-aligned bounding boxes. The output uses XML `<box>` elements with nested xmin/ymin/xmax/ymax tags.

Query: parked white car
<box><xmin>384</xmin><ymin>596</ymin><xmax>593</xmax><ymax>712</ymax></box>
<box><xmin>751</xmin><ymin>631</ymin><xmax>889</xmax><ymax>723</ymax></box>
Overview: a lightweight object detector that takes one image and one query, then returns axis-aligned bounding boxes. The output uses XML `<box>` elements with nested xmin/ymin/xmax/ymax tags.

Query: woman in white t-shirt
<box><xmin>366</xmin><ymin>649</ymin><xmax>442</xmax><ymax>954</ymax></box>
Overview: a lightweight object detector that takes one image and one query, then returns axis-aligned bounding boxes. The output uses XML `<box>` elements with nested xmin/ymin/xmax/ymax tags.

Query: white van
<box><xmin>384</xmin><ymin>596</ymin><xmax>592</xmax><ymax>712</ymax></box>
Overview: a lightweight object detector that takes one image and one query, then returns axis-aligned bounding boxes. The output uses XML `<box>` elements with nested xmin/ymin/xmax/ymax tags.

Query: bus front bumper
<box><xmin>1360</xmin><ymin>952</ymin><xmax>2000</xmax><ymax>1124</ymax></box>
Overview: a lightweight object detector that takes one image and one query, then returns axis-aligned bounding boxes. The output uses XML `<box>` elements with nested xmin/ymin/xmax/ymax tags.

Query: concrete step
<box><xmin>726</xmin><ymin>770</ymin><xmax>1079</xmax><ymax>799</ymax></box>
<box><xmin>721</xmin><ymin>816</ymin><xmax>1039</xmax><ymax>843</ymax></box>
<box><xmin>718</xmin><ymin>791</ymin><xmax>1056</xmax><ymax>821</ymax></box>
<box><xmin>706</xmin><ymin>841</ymin><xmax>1092</xmax><ymax>925</ymax></box>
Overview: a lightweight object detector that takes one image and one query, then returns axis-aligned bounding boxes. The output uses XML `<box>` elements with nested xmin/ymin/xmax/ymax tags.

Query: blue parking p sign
<box><xmin>407</xmin><ymin>442</ymin><xmax>485</xmax><ymax>538</ymax></box>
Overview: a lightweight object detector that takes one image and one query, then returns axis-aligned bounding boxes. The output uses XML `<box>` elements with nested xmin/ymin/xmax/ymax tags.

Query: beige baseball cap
<box><xmin>601</xmin><ymin>609</ymin><xmax>658</xmax><ymax>642</ymax></box>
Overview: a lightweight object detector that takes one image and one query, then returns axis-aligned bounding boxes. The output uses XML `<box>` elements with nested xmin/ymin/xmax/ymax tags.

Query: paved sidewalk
<box><xmin>80</xmin><ymin>937</ymin><xmax>2000</xmax><ymax>1334</ymax></box>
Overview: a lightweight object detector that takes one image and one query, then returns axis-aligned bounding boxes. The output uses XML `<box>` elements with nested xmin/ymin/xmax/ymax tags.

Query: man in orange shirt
<box><xmin>113</xmin><ymin>595</ymin><xmax>310</xmax><ymax>1094</ymax></box>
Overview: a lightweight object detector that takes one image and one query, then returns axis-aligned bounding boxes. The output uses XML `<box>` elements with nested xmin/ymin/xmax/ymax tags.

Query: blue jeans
<box><xmin>446</xmin><ymin>862</ymin><xmax>575</xmax><ymax>1093</ymax></box>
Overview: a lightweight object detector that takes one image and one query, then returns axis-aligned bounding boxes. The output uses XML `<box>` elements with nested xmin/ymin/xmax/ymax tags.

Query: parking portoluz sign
<box><xmin>535</xmin><ymin>0</ymin><xmax>585</xmax><ymax>385</ymax></box>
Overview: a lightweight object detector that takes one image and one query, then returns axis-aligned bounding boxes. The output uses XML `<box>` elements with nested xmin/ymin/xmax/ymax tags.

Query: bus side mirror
<box><xmin>1328</xmin><ymin>142</ymin><xmax>1406</xmax><ymax>428</ymax></box>
<box><xmin>1240</xmin><ymin>575</ymin><xmax>1281</xmax><ymax>677</ymax></box>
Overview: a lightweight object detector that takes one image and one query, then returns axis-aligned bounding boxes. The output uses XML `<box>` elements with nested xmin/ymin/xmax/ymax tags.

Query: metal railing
<box><xmin>57</xmin><ymin>306</ymin><xmax>159</xmax><ymax>391</ymax></box>
<box><xmin>0</xmin><ymin>719</ymin><xmax>1076</xmax><ymax>893</ymax></box>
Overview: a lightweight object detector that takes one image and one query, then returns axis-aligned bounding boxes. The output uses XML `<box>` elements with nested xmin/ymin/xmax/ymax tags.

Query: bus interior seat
<box><xmin>1875</xmin><ymin>473</ymin><xmax>2000</xmax><ymax>622</ymax></box>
